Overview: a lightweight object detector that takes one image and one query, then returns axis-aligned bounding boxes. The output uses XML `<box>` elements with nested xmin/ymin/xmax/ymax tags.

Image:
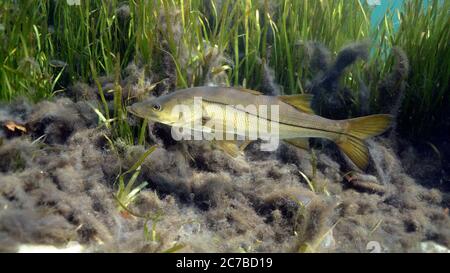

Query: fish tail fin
<box><xmin>336</xmin><ymin>114</ymin><xmax>393</xmax><ymax>169</ymax></box>
<box><xmin>345</xmin><ymin>114</ymin><xmax>393</xmax><ymax>139</ymax></box>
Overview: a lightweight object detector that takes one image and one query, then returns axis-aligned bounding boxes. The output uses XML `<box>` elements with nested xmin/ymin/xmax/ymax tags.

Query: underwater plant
<box><xmin>0</xmin><ymin>0</ymin><xmax>449</xmax><ymax>254</ymax></box>
<box><xmin>1</xmin><ymin>0</ymin><xmax>448</xmax><ymax>139</ymax></box>
<box><xmin>114</xmin><ymin>144</ymin><xmax>156</xmax><ymax>211</ymax></box>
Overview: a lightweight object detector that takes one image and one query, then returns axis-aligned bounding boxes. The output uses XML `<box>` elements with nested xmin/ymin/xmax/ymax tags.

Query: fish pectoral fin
<box><xmin>278</xmin><ymin>94</ymin><xmax>315</xmax><ymax>114</ymax></box>
<box><xmin>284</xmin><ymin>138</ymin><xmax>310</xmax><ymax>150</ymax></box>
<box><xmin>214</xmin><ymin>140</ymin><xmax>243</xmax><ymax>157</ymax></box>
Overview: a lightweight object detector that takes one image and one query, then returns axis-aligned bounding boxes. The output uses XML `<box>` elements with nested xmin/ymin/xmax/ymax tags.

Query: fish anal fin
<box><xmin>215</xmin><ymin>140</ymin><xmax>242</xmax><ymax>157</ymax></box>
<box><xmin>278</xmin><ymin>94</ymin><xmax>315</xmax><ymax>114</ymax></box>
<box><xmin>284</xmin><ymin>138</ymin><xmax>310</xmax><ymax>151</ymax></box>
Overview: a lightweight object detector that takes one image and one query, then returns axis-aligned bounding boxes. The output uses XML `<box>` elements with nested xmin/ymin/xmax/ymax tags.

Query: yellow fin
<box><xmin>235</xmin><ymin>87</ymin><xmax>263</xmax><ymax>95</ymax></box>
<box><xmin>214</xmin><ymin>140</ymin><xmax>242</xmax><ymax>157</ymax></box>
<box><xmin>336</xmin><ymin>114</ymin><xmax>393</xmax><ymax>169</ymax></box>
<box><xmin>284</xmin><ymin>138</ymin><xmax>310</xmax><ymax>150</ymax></box>
<box><xmin>345</xmin><ymin>114</ymin><xmax>393</xmax><ymax>139</ymax></box>
<box><xmin>336</xmin><ymin>137</ymin><xmax>370</xmax><ymax>170</ymax></box>
<box><xmin>239</xmin><ymin>140</ymin><xmax>253</xmax><ymax>151</ymax></box>
<box><xmin>278</xmin><ymin>94</ymin><xmax>314</xmax><ymax>114</ymax></box>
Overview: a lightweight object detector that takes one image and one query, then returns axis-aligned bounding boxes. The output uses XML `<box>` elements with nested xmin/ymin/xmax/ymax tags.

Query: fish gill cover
<box><xmin>0</xmin><ymin>0</ymin><xmax>449</xmax><ymax>253</ymax></box>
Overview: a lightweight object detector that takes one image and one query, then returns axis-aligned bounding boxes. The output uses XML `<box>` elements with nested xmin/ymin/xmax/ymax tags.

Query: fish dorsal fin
<box><xmin>278</xmin><ymin>94</ymin><xmax>314</xmax><ymax>114</ymax></box>
<box><xmin>235</xmin><ymin>87</ymin><xmax>263</xmax><ymax>95</ymax></box>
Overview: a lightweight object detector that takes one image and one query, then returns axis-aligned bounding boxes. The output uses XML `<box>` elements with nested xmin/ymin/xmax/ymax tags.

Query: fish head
<box><xmin>127</xmin><ymin>92</ymin><xmax>196</xmax><ymax>125</ymax></box>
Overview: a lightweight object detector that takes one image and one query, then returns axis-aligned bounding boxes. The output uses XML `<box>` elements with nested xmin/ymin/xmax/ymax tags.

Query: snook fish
<box><xmin>128</xmin><ymin>86</ymin><xmax>392</xmax><ymax>169</ymax></box>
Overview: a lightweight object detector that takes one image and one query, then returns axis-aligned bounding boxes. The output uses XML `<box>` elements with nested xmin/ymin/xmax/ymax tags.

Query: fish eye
<box><xmin>152</xmin><ymin>103</ymin><xmax>162</xmax><ymax>111</ymax></box>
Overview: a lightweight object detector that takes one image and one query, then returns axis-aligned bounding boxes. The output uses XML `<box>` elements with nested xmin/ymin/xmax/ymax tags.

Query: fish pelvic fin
<box><xmin>337</xmin><ymin>114</ymin><xmax>393</xmax><ymax>169</ymax></box>
<box><xmin>239</xmin><ymin>140</ymin><xmax>253</xmax><ymax>151</ymax></box>
<box><xmin>278</xmin><ymin>94</ymin><xmax>315</xmax><ymax>114</ymax></box>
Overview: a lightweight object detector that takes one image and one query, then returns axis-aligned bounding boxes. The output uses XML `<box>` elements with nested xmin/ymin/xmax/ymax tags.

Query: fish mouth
<box><xmin>126</xmin><ymin>105</ymin><xmax>140</xmax><ymax>117</ymax></box>
<box><xmin>126</xmin><ymin>105</ymin><xmax>160</xmax><ymax>122</ymax></box>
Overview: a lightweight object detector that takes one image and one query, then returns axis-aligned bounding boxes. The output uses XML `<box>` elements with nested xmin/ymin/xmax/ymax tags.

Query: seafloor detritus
<box><xmin>0</xmin><ymin>87</ymin><xmax>449</xmax><ymax>252</ymax></box>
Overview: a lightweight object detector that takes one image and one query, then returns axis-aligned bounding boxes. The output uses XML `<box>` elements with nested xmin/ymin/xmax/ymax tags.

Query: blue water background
<box><xmin>370</xmin><ymin>0</ymin><xmax>404</xmax><ymax>29</ymax></box>
<box><xmin>368</xmin><ymin>0</ymin><xmax>434</xmax><ymax>30</ymax></box>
